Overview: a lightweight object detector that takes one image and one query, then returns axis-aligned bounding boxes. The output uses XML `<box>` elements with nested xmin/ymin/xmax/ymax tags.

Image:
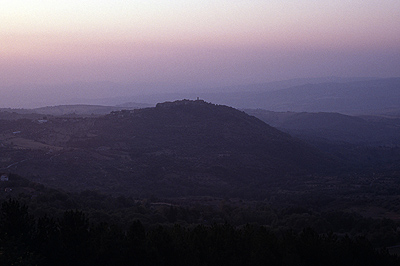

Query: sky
<box><xmin>1</xmin><ymin>0</ymin><xmax>400</xmax><ymax>107</ymax></box>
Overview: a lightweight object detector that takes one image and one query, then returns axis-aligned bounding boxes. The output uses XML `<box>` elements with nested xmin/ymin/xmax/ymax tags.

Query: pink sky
<box><xmin>1</xmin><ymin>1</ymin><xmax>399</xmax><ymax>106</ymax></box>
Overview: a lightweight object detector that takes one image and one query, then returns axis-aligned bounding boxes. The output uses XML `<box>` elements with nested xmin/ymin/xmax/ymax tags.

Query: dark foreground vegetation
<box><xmin>1</xmin><ymin>173</ymin><xmax>400</xmax><ymax>265</ymax></box>
<box><xmin>1</xmin><ymin>198</ymin><xmax>399</xmax><ymax>266</ymax></box>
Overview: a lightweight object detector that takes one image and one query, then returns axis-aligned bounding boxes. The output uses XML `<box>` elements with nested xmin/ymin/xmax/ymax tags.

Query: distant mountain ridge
<box><xmin>98</xmin><ymin>77</ymin><xmax>400</xmax><ymax>115</ymax></box>
<box><xmin>85</xmin><ymin>77</ymin><xmax>381</xmax><ymax>108</ymax></box>
<box><xmin>261</xmin><ymin>78</ymin><xmax>400</xmax><ymax>114</ymax></box>
<box><xmin>1</xmin><ymin>76</ymin><xmax>383</xmax><ymax>110</ymax></box>
<box><xmin>207</xmin><ymin>76</ymin><xmax>378</xmax><ymax>93</ymax></box>
<box><xmin>33</xmin><ymin>103</ymin><xmax>151</xmax><ymax>116</ymax></box>
<box><xmin>0</xmin><ymin>103</ymin><xmax>151</xmax><ymax>117</ymax></box>
<box><xmin>245</xmin><ymin>109</ymin><xmax>400</xmax><ymax>146</ymax></box>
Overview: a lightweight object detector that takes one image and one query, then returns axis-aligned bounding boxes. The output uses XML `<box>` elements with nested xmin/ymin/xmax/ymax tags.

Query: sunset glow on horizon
<box><xmin>1</xmin><ymin>0</ymin><xmax>400</xmax><ymax>103</ymax></box>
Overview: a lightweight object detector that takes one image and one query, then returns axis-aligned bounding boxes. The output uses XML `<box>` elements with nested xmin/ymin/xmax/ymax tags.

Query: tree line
<box><xmin>1</xmin><ymin>199</ymin><xmax>399</xmax><ymax>266</ymax></box>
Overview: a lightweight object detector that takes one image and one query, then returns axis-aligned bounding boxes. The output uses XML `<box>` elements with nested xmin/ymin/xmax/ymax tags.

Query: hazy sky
<box><xmin>1</xmin><ymin>0</ymin><xmax>400</xmax><ymax>106</ymax></box>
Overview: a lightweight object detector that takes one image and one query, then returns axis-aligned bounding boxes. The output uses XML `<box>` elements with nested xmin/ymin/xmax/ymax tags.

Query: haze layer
<box><xmin>1</xmin><ymin>1</ymin><xmax>399</xmax><ymax>96</ymax></box>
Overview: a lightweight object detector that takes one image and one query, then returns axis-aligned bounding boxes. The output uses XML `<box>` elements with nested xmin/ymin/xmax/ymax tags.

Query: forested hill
<box><xmin>0</xmin><ymin>100</ymin><xmax>336</xmax><ymax>197</ymax></box>
<box><xmin>90</xmin><ymin>99</ymin><xmax>335</xmax><ymax>174</ymax></box>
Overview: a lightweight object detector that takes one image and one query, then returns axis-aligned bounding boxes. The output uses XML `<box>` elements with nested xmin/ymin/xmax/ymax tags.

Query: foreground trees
<box><xmin>0</xmin><ymin>199</ymin><xmax>399</xmax><ymax>266</ymax></box>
